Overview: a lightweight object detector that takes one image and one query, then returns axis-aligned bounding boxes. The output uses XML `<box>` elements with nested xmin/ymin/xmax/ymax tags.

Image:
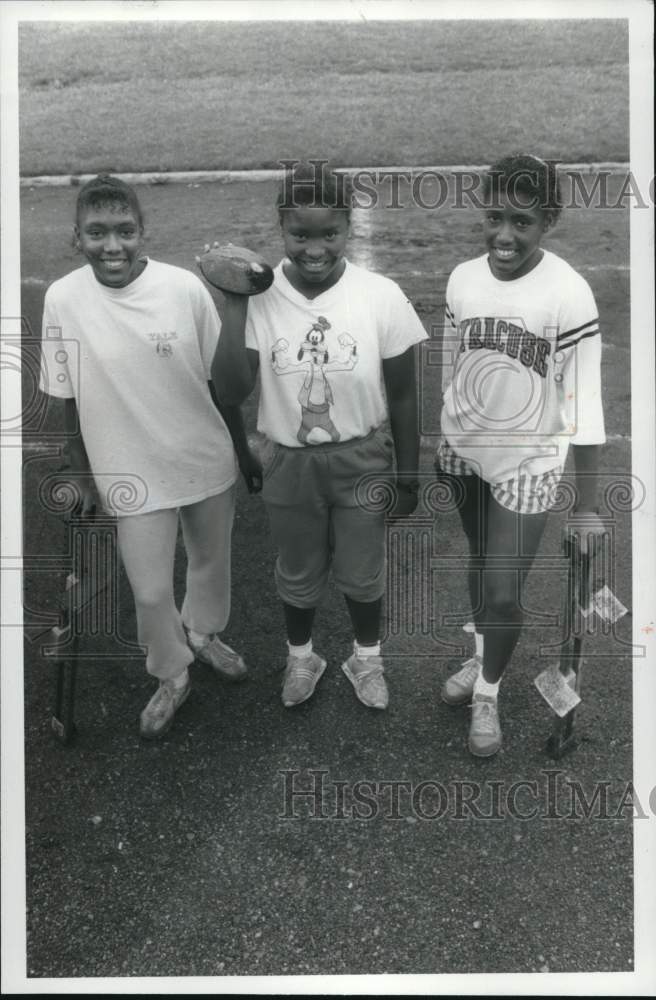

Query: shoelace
<box><xmin>207</xmin><ymin>635</ymin><xmax>236</xmax><ymax>655</ymax></box>
<box><xmin>352</xmin><ymin>666</ymin><xmax>384</xmax><ymax>682</ymax></box>
<box><xmin>349</xmin><ymin>658</ymin><xmax>385</xmax><ymax>690</ymax></box>
<box><xmin>150</xmin><ymin>684</ymin><xmax>175</xmax><ymax>716</ymax></box>
<box><xmin>459</xmin><ymin>661</ymin><xmax>480</xmax><ymax>684</ymax></box>
<box><xmin>287</xmin><ymin>655</ymin><xmax>321</xmax><ymax>676</ymax></box>
<box><xmin>473</xmin><ymin>699</ymin><xmax>498</xmax><ymax>733</ymax></box>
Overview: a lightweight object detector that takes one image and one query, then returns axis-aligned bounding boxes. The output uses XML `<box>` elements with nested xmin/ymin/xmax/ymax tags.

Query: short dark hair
<box><xmin>276</xmin><ymin>160</ymin><xmax>353</xmax><ymax>219</ymax></box>
<box><xmin>75</xmin><ymin>174</ymin><xmax>145</xmax><ymax>229</ymax></box>
<box><xmin>482</xmin><ymin>153</ymin><xmax>562</xmax><ymax>221</ymax></box>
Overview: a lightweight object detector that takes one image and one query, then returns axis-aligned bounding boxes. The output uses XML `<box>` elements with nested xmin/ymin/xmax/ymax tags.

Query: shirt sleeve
<box><xmin>39</xmin><ymin>287</ymin><xmax>75</xmax><ymax>399</ymax></box>
<box><xmin>189</xmin><ymin>275</ymin><xmax>222</xmax><ymax>379</ymax></box>
<box><xmin>558</xmin><ymin>275</ymin><xmax>606</xmax><ymax>445</ymax></box>
<box><xmin>379</xmin><ymin>280</ymin><xmax>428</xmax><ymax>359</ymax></box>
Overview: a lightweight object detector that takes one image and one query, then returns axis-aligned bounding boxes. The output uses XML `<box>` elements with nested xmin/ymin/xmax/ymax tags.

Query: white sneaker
<box><xmin>140</xmin><ymin>671</ymin><xmax>191</xmax><ymax>740</ymax></box>
<box><xmin>468</xmin><ymin>694</ymin><xmax>502</xmax><ymax>757</ymax></box>
<box><xmin>341</xmin><ymin>652</ymin><xmax>388</xmax><ymax>710</ymax></box>
<box><xmin>441</xmin><ymin>656</ymin><xmax>481</xmax><ymax>705</ymax></box>
<box><xmin>281</xmin><ymin>651</ymin><xmax>327</xmax><ymax>707</ymax></box>
<box><xmin>187</xmin><ymin>631</ymin><xmax>248</xmax><ymax>681</ymax></box>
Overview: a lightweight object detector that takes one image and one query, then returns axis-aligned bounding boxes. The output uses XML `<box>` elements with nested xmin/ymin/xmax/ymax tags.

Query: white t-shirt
<box><xmin>40</xmin><ymin>259</ymin><xmax>238</xmax><ymax>515</ymax></box>
<box><xmin>440</xmin><ymin>250</ymin><xmax>606</xmax><ymax>484</ymax></box>
<box><xmin>245</xmin><ymin>260</ymin><xmax>428</xmax><ymax>447</ymax></box>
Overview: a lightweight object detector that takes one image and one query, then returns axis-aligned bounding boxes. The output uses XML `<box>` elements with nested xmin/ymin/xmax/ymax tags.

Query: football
<box><xmin>196</xmin><ymin>243</ymin><xmax>274</xmax><ymax>295</ymax></box>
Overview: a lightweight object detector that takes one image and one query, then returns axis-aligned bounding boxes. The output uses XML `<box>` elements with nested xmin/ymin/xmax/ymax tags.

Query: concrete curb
<box><xmin>20</xmin><ymin>163</ymin><xmax>631</xmax><ymax>188</ymax></box>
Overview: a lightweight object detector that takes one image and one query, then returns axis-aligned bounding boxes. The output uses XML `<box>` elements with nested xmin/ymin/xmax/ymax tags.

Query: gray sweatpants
<box><xmin>117</xmin><ymin>486</ymin><xmax>235</xmax><ymax>680</ymax></box>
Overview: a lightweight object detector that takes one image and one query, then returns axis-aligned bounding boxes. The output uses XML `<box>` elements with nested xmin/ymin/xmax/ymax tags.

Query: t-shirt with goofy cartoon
<box><xmin>272</xmin><ymin>314</ymin><xmax>359</xmax><ymax>444</ymax></box>
<box><xmin>245</xmin><ymin>260</ymin><xmax>427</xmax><ymax>448</ymax></box>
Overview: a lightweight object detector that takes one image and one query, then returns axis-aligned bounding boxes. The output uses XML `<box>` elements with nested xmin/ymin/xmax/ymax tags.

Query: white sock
<box><xmin>474</xmin><ymin>631</ymin><xmax>484</xmax><ymax>660</ymax></box>
<box><xmin>288</xmin><ymin>639</ymin><xmax>313</xmax><ymax>658</ymax></box>
<box><xmin>354</xmin><ymin>640</ymin><xmax>381</xmax><ymax>658</ymax></box>
<box><xmin>188</xmin><ymin>628</ymin><xmax>209</xmax><ymax>646</ymax></box>
<box><xmin>474</xmin><ymin>674</ymin><xmax>500</xmax><ymax>699</ymax></box>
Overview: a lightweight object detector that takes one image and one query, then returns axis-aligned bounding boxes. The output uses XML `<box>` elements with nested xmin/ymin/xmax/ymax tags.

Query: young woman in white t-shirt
<box><xmin>436</xmin><ymin>154</ymin><xmax>608</xmax><ymax>757</ymax></box>
<box><xmin>40</xmin><ymin>175</ymin><xmax>260</xmax><ymax>739</ymax></box>
<box><xmin>211</xmin><ymin>161</ymin><xmax>427</xmax><ymax>711</ymax></box>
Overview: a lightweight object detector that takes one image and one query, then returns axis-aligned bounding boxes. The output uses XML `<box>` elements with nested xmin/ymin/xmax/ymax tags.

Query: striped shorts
<box><xmin>436</xmin><ymin>438</ymin><xmax>564</xmax><ymax>516</ymax></box>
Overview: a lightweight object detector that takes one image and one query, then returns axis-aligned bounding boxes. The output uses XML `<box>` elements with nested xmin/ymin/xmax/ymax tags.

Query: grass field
<box><xmin>18</xmin><ymin>19</ymin><xmax>629</xmax><ymax>173</ymax></box>
<box><xmin>18</xmin><ymin>175</ymin><xmax>634</xmax><ymax>977</ymax></box>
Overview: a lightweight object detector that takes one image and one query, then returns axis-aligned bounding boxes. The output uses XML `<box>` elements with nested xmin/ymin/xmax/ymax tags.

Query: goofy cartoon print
<box><xmin>271</xmin><ymin>316</ymin><xmax>358</xmax><ymax>444</ymax></box>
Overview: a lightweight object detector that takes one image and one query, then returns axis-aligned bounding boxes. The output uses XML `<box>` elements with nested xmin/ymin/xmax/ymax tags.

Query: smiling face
<box><xmin>483</xmin><ymin>191</ymin><xmax>553</xmax><ymax>281</ymax></box>
<box><xmin>280</xmin><ymin>207</ymin><xmax>349</xmax><ymax>296</ymax></box>
<box><xmin>75</xmin><ymin>204</ymin><xmax>145</xmax><ymax>288</ymax></box>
